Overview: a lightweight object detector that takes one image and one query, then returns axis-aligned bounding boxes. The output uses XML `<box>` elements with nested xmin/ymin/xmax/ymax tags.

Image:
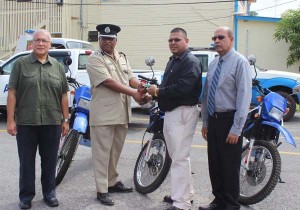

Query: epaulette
<box><xmin>94</xmin><ymin>50</ymin><xmax>103</xmax><ymax>55</ymax></box>
<box><xmin>119</xmin><ymin>52</ymin><xmax>128</xmax><ymax>64</ymax></box>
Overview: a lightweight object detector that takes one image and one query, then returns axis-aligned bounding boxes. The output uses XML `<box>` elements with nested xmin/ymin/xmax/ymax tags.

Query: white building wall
<box><xmin>237</xmin><ymin>20</ymin><xmax>300</xmax><ymax>73</ymax></box>
<box><xmin>84</xmin><ymin>0</ymin><xmax>234</xmax><ymax>70</ymax></box>
<box><xmin>0</xmin><ymin>0</ymin><xmax>62</xmax><ymax>58</ymax></box>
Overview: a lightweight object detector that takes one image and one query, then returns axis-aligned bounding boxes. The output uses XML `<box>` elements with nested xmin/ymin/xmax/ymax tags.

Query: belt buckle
<box><xmin>213</xmin><ymin>112</ymin><xmax>220</xmax><ymax>119</ymax></box>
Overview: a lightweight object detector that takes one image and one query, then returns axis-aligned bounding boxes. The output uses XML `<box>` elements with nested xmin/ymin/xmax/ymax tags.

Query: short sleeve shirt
<box><xmin>8</xmin><ymin>53</ymin><xmax>69</xmax><ymax>125</ymax></box>
<box><xmin>86</xmin><ymin>50</ymin><xmax>134</xmax><ymax>126</ymax></box>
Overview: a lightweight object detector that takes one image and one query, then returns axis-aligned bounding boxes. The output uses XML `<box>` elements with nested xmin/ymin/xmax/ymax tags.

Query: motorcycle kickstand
<box><xmin>278</xmin><ymin>176</ymin><xmax>285</xmax><ymax>183</ymax></box>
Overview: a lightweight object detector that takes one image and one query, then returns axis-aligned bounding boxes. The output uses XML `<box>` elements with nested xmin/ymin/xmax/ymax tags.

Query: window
<box><xmin>66</xmin><ymin>41</ymin><xmax>95</xmax><ymax>51</ymax></box>
<box><xmin>78</xmin><ymin>54</ymin><xmax>90</xmax><ymax>70</ymax></box>
<box><xmin>194</xmin><ymin>54</ymin><xmax>209</xmax><ymax>73</ymax></box>
<box><xmin>2</xmin><ymin>56</ymin><xmax>23</xmax><ymax>75</ymax></box>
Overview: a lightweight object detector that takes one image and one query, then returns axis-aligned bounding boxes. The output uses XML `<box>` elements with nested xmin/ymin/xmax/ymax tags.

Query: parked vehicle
<box><xmin>0</xmin><ymin>49</ymin><xmax>93</xmax><ymax>113</ymax></box>
<box><xmin>0</xmin><ymin>49</ymin><xmax>161</xmax><ymax>114</ymax></box>
<box><xmin>190</xmin><ymin>47</ymin><xmax>300</xmax><ymax>121</ymax></box>
<box><xmin>133</xmin><ymin>57</ymin><xmax>171</xmax><ymax>194</ymax></box>
<box><xmin>238</xmin><ymin>57</ymin><xmax>296</xmax><ymax>205</ymax></box>
<box><xmin>56</xmin><ymin>58</ymin><xmax>91</xmax><ymax>185</ymax></box>
<box><xmin>15</xmin><ymin>30</ymin><xmax>95</xmax><ymax>54</ymax></box>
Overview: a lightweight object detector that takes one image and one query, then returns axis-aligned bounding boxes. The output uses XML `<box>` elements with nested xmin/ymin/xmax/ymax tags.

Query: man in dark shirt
<box><xmin>7</xmin><ymin>29</ymin><xmax>69</xmax><ymax>209</ymax></box>
<box><xmin>147</xmin><ymin>27</ymin><xmax>202</xmax><ymax>210</ymax></box>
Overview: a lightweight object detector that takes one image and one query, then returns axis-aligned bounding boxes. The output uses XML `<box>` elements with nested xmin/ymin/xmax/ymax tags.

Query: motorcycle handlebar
<box><xmin>67</xmin><ymin>76</ymin><xmax>81</xmax><ymax>90</ymax></box>
<box><xmin>252</xmin><ymin>78</ymin><xmax>270</xmax><ymax>96</ymax></box>
<box><xmin>138</xmin><ymin>75</ymin><xmax>158</xmax><ymax>86</ymax></box>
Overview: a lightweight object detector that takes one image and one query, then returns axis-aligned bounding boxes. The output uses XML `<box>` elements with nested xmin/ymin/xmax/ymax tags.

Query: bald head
<box><xmin>32</xmin><ymin>29</ymin><xmax>52</xmax><ymax>42</ymax></box>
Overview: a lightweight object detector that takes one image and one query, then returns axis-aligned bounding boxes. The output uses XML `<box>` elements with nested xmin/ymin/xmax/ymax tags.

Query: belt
<box><xmin>210</xmin><ymin>111</ymin><xmax>236</xmax><ymax>119</ymax></box>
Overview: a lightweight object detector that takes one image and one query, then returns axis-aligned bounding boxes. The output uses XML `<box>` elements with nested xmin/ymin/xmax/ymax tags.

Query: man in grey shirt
<box><xmin>200</xmin><ymin>26</ymin><xmax>252</xmax><ymax>210</ymax></box>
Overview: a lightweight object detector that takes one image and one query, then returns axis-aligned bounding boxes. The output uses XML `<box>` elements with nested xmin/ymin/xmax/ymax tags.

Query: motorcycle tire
<box><xmin>239</xmin><ymin>140</ymin><xmax>281</xmax><ymax>205</ymax></box>
<box><xmin>55</xmin><ymin>129</ymin><xmax>80</xmax><ymax>186</ymax></box>
<box><xmin>276</xmin><ymin>91</ymin><xmax>296</xmax><ymax>122</ymax></box>
<box><xmin>133</xmin><ymin>133</ymin><xmax>172</xmax><ymax>194</ymax></box>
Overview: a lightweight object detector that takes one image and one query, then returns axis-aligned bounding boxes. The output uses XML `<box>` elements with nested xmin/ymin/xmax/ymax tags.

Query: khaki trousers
<box><xmin>90</xmin><ymin>124</ymin><xmax>128</xmax><ymax>193</ymax></box>
<box><xmin>163</xmin><ymin>105</ymin><xmax>199</xmax><ymax>210</ymax></box>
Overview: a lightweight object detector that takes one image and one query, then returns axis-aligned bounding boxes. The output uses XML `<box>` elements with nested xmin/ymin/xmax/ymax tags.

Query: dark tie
<box><xmin>208</xmin><ymin>58</ymin><xmax>223</xmax><ymax>116</ymax></box>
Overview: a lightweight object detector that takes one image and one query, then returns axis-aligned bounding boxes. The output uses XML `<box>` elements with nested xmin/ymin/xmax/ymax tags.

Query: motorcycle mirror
<box><xmin>247</xmin><ymin>55</ymin><xmax>256</xmax><ymax>66</ymax></box>
<box><xmin>63</xmin><ymin>57</ymin><xmax>72</xmax><ymax>66</ymax></box>
<box><xmin>63</xmin><ymin>57</ymin><xmax>72</xmax><ymax>74</ymax></box>
<box><xmin>145</xmin><ymin>56</ymin><xmax>155</xmax><ymax>67</ymax></box>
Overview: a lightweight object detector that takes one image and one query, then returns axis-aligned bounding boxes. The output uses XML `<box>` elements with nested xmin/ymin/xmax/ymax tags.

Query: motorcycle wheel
<box><xmin>239</xmin><ymin>140</ymin><xmax>281</xmax><ymax>205</ymax></box>
<box><xmin>133</xmin><ymin>133</ymin><xmax>171</xmax><ymax>194</ymax></box>
<box><xmin>55</xmin><ymin>129</ymin><xmax>80</xmax><ymax>186</ymax></box>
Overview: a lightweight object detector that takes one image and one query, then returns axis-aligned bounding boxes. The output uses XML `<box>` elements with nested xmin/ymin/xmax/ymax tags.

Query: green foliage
<box><xmin>274</xmin><ymin>9</ymin><xmax>300</xmax><ymax>67</ymax></box>
<box><xmin>249</xmin><ymin>11</ymin><xmax>258</xmax><ymax>16</ymax></box>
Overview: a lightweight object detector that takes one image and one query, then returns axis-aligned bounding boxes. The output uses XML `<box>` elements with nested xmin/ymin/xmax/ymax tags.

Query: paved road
<box><xmin>0</xmin><ymin>111</ymin><xmax>299</xmax><ymax>210</ymax></box>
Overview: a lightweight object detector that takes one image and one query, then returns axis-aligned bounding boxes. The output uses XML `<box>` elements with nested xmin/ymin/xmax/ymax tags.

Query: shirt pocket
<box><xmin>22</xmin><ymin>71</ymin><xmax>37</xmax><ymax>87</ymax></box>
<box><xmin>219</xmin><ymin>73</ymin><xmax>235</xmax><ymax>88</ymax></box>
<box><xmin>48</xmin><ymin>72</ymin><xmax>61</xmax><ymax>88</ymax></box>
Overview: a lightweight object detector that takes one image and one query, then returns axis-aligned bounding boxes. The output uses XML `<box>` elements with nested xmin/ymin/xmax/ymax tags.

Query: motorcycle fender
<box><xmin>261</xmin><ymin>121</ymin><xmax>296</xmax><ymax>147</ymax></box>
<box><xmin>73</xmin><ymin>112</ymin><xmax>88</xmax><ymax>133</ymax></box>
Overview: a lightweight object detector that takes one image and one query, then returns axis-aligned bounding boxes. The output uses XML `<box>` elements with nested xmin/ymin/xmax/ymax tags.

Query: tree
<box><xmin>249</xmin><ymin>11</ymin><xmax>258</xmax><ymax>16</ymax></box>
<box><xmin>274</xmin><ymin>9</ymin><xmax>300</xmax><ymax>67</ymax></box>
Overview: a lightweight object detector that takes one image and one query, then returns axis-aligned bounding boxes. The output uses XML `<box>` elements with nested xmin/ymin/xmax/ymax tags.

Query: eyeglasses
<box><xmin>211</xmin><ymin>35</ymin><xmax>226</xmax><ymax>41</ymax></box>
<box><xmin>33</xmin><ymin>39</ymin><xmax>50</xmax><ymax>44</ymax></box>
<box><xmin>168</xmin><ymin>38</ymin><xmax>182</xmax><ymax>43</ymax></box>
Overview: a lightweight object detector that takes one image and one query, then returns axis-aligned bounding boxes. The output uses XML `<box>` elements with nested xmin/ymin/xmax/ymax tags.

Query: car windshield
<box><xmin>66</xmin><ymin>41</ymin><xmax>95</xmax><ymax>50</ymax></box>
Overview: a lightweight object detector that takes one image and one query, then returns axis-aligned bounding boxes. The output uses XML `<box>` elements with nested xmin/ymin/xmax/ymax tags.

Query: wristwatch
<box><xmin>62</xmin><ymin>118</ymin><xmax>69</xmax><ymax>123</ymax></box>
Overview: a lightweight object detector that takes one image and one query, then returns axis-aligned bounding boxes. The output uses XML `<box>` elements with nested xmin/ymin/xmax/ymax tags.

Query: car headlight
<box><xmin>78</xmin><ymin>98</ymin><xmax>90</xmax><ymax>111</ymax></box>
<box><xmin>293</xmin><ymin>84</ymin><xmax>300</xmax><ymax>94</ymax></box>
<box><xmin>269</xmin><ymin>106</ymin><xmax>284</xmax><ymax>122</ymax></box>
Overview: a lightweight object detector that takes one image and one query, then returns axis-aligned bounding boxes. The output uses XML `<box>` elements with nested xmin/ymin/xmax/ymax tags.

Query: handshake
<box><xmin>133</xmin><ymin>82</ymin><xmax>159</xmax><ymax>105</ymax></box>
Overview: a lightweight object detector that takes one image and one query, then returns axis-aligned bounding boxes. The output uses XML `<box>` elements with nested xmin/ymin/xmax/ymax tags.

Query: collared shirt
<box><xmin>8</xmin><ymin>52</ymin><xmax>69</xmax><ymax>125</ymax></box>
<box><xmin>201</xmin><ymin>48</ymin><xmax>252</xmax><ymax>136</ymax></box>
<box><xmin>86</xmin><ymin>49</ymin><xmax>135</xmax><ymax>126</ymax></box>
<box><xmin>158</xmin><ymin>49</ymin><xmax>202</xmax><ymax>112</ymax></box>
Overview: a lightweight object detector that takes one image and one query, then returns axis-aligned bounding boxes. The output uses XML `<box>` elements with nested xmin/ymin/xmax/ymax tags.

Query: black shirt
<box><xmin>158</xmin><ymin>49</ymin><xmax>202</xmax><ymax>112</ymax></box>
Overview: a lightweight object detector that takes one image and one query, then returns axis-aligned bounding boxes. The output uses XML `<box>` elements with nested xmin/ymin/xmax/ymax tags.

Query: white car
<box><xmin>0</xmin><ymin>49</ymin><xmax>164</xmax><ymax>113</ymax></box>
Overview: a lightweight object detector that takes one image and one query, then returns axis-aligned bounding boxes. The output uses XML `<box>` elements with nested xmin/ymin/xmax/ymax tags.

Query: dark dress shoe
<box><xmin>199</xmin><ymin>203</ymin><xmax>221</xmax><ymax>210</ymax></box>
<box><xmin>97</xmin><ymin>193</ymin><xmax>114</xmax><ymax>206</ymax></box>
<box><xmin>108</xmin><ymin>181</ymin><xmax>133</xmax><ymax>193</ymax></box>
<box><xmin>19</xmin><ymin>201</ymin><xmax>31</xmax><ymax>209</ymax></box>
<box><xmin>43</xmin><ymin>197</ymin><xmax>59</xmax><ymax>207</ymax></box>
<box><xmin>163</xmin><ymin>195</ymin><xmax>193</xmax><ymax>204</ymax></box>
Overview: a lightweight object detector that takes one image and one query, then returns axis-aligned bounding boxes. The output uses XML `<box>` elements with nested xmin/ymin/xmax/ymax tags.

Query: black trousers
<box><xmin>16</xmin><ymin>125</ymin><xmax>61</xmax><ymax>202</ymax></box>
<box><xmin>207</xmin><ymin>116</ymin><xmax>242</xmax><ymax>210</ymax></box>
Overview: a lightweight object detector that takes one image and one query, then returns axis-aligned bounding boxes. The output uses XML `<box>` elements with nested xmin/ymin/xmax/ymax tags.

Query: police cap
<box><xmin>96</xmin><ymin>24</ymin><xmax>121</xmax><ymax>38</ymax></box>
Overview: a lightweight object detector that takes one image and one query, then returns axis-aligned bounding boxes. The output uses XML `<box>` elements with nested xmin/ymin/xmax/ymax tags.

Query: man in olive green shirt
<box><xmin>7</xmin><ymin>29</ymin><xmax>69</xmax><ymax>209</ymax></box>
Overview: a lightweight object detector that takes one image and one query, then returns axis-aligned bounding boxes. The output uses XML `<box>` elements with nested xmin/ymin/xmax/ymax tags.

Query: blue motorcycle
<box><xmin>133</xmin><ymin>57</ymin><xmax>172</xmax><ymax>194</ymax></box>
<box><xmin>55</xmin><ymin>58</ymin><xmax>91</xmax><ymax>186</ymax></box>
<box><xmin>239</xmin><ymin>57</ymin><xmax>296</xmax><ymax>205</ymax></box>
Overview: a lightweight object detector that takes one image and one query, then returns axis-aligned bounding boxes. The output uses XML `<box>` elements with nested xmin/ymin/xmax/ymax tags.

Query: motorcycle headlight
<box><xmin>293</xmin><ymin>84</ymin><xmax>300</xmax><ymax>94</ymax></box>
<box><xmin>269</xmin><ymin>106</ymin><xmax>284</xmax><ymax>122</ymax></box>
<box><xmin>78</xmin><ymin>98</ymin><xmax>90</xmax><ymax>111</ymax></box>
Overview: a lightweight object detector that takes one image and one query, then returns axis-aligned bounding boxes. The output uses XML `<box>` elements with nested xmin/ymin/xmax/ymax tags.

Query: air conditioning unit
<box><xmin>55</xmin><ymin>0</ymin><xmax>63</xmax><ymax>6</ymax></box>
